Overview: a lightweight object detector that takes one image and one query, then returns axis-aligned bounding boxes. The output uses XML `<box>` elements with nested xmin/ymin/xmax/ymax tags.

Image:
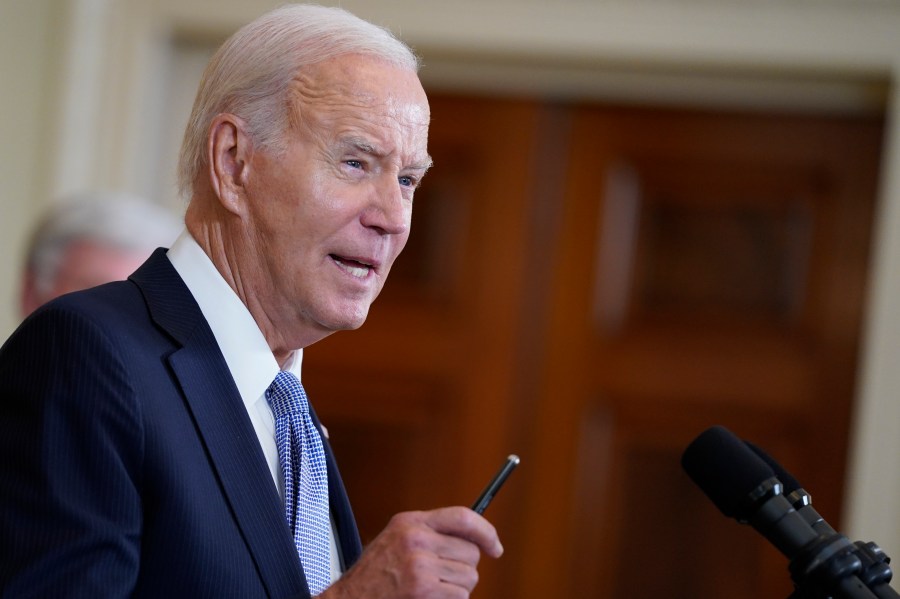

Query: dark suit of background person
<box><xmin>0</xmin><ymin>4</ymin><xmax>501</xmax><ymax>599</ymax></box>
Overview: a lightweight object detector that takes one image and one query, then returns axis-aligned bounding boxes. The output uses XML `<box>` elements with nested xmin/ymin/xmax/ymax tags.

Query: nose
<box><xmin>361</xmin><ymin>174</ymin><xmax>411</xmax><ymax>236</ymax></box>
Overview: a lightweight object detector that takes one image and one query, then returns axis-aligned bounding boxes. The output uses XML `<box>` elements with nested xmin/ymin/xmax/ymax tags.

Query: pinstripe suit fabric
<box><xmin>0</xmin><ymin>249</ymin><xmax>362</xmax><ymax>598</ymax></box>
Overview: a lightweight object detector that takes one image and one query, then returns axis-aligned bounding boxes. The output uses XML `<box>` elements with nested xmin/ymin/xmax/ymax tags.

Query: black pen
<box><xmin>471</xmin><ymin>454</ymin><xmax>520</xmax><ymax>515</ymax></box>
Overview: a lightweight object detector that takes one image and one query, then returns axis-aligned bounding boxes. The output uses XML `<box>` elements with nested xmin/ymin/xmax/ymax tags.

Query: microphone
<box><xmin>743</xmin><ymin>440</ymin><xmax>838</xmax><ymax>538</ymax></box>
<box><xmin>681</xmin><ymin>425</ymin><xmax>823</xmax><ymax>557</ymax></box>
<box><xmin>745</xmin><ymin>440</ymin><xmax>896</xmax><ymax>598</ymax></box>
<box><xmin>681</xmin><ymin>425</ymin><xmax>898</xmax><ymax>599</ymax></box>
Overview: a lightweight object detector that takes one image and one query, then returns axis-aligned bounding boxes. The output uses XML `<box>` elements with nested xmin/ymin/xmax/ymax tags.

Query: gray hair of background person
<box><xmin>25</xmin><ymin>191</ymin><xmax>182</xmax><ymax>298</ymax></box>
<box><xmin>176</xmin><ymin>3</ymin><xmax>421</xmax><ymax>201</ymax></box>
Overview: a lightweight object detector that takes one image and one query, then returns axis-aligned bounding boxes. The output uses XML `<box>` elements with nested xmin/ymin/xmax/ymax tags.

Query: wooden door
<box><xmin>517</xmin><ymin>106</ymin><xmax>883</xmax><ymax>598</ymax></box>
<box><xmin>304</xmin><ymin>93</ymin><xmax>883</xmax><ymax>598</ymax></box>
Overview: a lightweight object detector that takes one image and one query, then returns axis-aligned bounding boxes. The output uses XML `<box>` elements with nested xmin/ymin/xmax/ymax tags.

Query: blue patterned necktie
<box><xmin>266</xmin><ymin>371</ymin><xmax>331</xmax><ymax>595</ymax></box>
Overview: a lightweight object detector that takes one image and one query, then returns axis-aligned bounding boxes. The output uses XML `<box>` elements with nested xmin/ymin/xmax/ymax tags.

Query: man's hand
<box><xmin>320</xmin><ymin>506</ymin><xmax>503</xmax><ymax>598</ymax></box>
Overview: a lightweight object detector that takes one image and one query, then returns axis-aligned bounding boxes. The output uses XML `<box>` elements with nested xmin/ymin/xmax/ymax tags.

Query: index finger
<box><xmin>424</xmin><ymin>506</ymin><xmax>503</xmax><ymax>558</ymax></box>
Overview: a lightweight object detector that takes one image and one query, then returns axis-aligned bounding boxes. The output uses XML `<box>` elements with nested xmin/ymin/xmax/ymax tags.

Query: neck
<box><xmin>185</xmin><ymin>196</ymin><xmax>297</xmax><ymax>366</ymax></box>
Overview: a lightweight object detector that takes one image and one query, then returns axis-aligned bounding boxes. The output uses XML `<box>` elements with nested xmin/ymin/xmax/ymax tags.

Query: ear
<box><xmin>206</xmin><ymin>113</ymin><xmax>253</xmax><ymax>216</ymax></box>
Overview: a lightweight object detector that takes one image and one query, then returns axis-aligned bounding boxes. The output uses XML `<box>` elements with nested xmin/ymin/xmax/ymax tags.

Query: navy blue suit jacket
<box><xmin>0</xmin><ymin>249</ymin><xmax>362</xmax><ymax>597</ymax></box>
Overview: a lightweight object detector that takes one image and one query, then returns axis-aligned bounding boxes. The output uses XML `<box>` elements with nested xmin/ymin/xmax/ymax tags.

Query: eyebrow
<box><xmin>342</xmin><ymin>136</ymin><xmax>433</xmax><ymax>173</ymax></box>
<box><xmin>411</xmin><ymin>156</ymin><xmax>434</xmax><ymax>174</ymax></box>
<box><xmin>344</xmin><ymin>136</ymin><xmax>379</xmax><ymax>156</ymax></box>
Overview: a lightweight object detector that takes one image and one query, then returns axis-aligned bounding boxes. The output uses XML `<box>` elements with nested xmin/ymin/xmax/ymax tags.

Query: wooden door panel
<box><xmin>569</xmin><ymin>397</ymin><xmax>803</xmax><ymax>598</ymax></box>
<box><xmin>304</xmin><ymin>369</ymin><xmax>463</xmax><ymax>544</ymax></box>
<box><xmin>520</xmin><ymin>106</ymin><xmax>882</xmax><ymax>598</ymax></box>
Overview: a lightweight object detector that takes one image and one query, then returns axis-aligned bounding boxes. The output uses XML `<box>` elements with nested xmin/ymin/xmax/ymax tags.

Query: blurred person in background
<box><xmin>19</xmin><ymin>191</ymin><xmax>181</xmax><ymax>317</ymax></box>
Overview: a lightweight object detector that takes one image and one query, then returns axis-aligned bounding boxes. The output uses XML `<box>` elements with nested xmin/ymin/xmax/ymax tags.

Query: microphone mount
<box><xmin>780</xmin><ymin>490</ymin><xmax>896</xmax><ymax>599</ymax></box>
<box><xmin>682</xmin><ymin>426</ymin><xmax>898</xmax><ymax>599</ymax></box>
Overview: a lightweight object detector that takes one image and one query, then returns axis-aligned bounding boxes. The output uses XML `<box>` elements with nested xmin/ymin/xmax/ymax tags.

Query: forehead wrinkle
<box><xmin>288</xmin><ymin>64</ymin><xmax>429</xmax><ymax>120</ymax></box>
<box><xmin>285</xmin><ymin>60</ymin><xmax>431</xmax><ymax>167</ymax></box>
<box><xmin>287</xmin><ymin>72</ymin><xmax>365</xmax><ymax>132</ymax></box>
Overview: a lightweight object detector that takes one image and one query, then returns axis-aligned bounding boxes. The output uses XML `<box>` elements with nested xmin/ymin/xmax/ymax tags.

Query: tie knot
<box><xmin>265</xmin><ymin>371</ymin><xmax>310</xmax><ymax>417</ymax></box>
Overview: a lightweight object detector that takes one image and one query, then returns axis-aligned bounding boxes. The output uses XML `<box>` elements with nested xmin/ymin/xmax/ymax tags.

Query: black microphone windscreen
<box><xmin>681</xmin><ymin>425</ymin><xmax>776</xmax><ymax>520</ymax></box>
<box><xmin>745</xmin><ymin>440</ymin><xmax>802</xmax><ymax>495</ymax></box>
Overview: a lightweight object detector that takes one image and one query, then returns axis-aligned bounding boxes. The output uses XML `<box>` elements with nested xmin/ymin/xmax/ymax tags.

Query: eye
<box><xmin>398</xmin><ymin>175</ymin><xmax>415</xmax><ymax>188</ymax></box>
<box><xmin>345</xmin><ymin>159</ymin><xmax>363</xmax><ymax>170</ymax></box>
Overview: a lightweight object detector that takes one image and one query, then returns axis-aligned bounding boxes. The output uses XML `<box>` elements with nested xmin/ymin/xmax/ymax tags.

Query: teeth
<box><xmin>334</xmin><ymin>257</ymin><xmax>371</xmax><ymax>278</ymax></box>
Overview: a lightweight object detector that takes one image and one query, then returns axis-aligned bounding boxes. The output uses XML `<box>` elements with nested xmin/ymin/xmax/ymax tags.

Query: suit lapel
<box><xmin>131</xmin><ymin>250</ymin><xmax>307</xmax><ymax>597</ymax></box>
<box><xmin>310</xmin><ymin>408</ymin><xmax>363</xmax><ymax>567</ymax></box>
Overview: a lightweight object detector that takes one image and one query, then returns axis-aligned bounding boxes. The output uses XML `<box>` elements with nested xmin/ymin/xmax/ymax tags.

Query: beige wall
<box><xmin>0</xmin><ymin>0</ymin><xmax>66</xmax><ymax>332</ymax></box>
<box><xmin>3</xmin><ymin>0</ymin><xmax>900</xmax><ymax>565</ymax></box>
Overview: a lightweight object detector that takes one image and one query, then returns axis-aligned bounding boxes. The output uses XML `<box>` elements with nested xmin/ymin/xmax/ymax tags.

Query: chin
<box><xmin>327</xmin><ymin>306</ymin><xmax>371</xmax><ymax>332</ymax></box>
<box><xmin>311</xmin><ymin>294</ymin><xmax>378</xmax><ymax>333</ymax></box>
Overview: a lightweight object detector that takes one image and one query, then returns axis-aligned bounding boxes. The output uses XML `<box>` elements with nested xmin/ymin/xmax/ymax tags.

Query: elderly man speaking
<box><xmin>0</xmin><ymin>4</ymin><xmax>501</xmax><ymax>598</ymax></box>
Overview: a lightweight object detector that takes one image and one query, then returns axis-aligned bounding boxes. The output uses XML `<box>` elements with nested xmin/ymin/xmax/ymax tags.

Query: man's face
<box><xmin>21</xmin><ymin>241</ymin><xmax>150</xmax><ymax>316</ymax></box>
<box><xmin>243</xmin><ymin>54</ymin><xmax>431</xmax><ymax>348</ymax></box>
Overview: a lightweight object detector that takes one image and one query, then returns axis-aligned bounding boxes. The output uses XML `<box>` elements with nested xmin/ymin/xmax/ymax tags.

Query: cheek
<box><xmin>396</xmin><ymin>228</ymin><xmax>412</xmax><ymax>255</ymax></box>
<box><xmin>291</xmin><ymin>172</ymin><xmax>352</xmax><ymax>229</ymax></box>
<box><xmin>249</xmin><ymin>149</ymin><xmax>321</xmax><ymax>221</ymax></box>
<box><xmin>250</xmin><ymin>179</ymin><xmax>317</xmax><ymax>241</ymax></box>
<box><xmin>385</xmin><ymin>230</ymin><xmax>412</xmax><ymax>270</ymax></box>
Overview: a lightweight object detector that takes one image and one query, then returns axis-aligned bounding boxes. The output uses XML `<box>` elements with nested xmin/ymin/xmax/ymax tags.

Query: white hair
<box><xmin>176</xmin><ymin>3</ymin><xmax>421</xmax><ymax>200</ymax></box>
<box><xmin>25</xmin><ymin>191</ymin><xmax>182</xmax><ymax>296</ymax></box>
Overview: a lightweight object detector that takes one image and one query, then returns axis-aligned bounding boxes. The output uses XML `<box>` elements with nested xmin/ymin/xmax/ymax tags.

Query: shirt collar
<box><xmin>166</xmin><ymin>230</ymin><xmax>302</xmax><ymax>407</ymax></box>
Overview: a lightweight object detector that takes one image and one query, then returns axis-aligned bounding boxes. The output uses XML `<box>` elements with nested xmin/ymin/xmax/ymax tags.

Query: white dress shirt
<box><xmin>167</xmin><ymin>230</ymin><xmax>341</xmax><ymax>587</ymax></box>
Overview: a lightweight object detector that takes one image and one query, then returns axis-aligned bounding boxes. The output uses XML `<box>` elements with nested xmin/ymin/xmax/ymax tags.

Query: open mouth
<box><xmin>330</xmin><ymin>254</ymin><xmax>373</xmax><ymax>279</ymax></box>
